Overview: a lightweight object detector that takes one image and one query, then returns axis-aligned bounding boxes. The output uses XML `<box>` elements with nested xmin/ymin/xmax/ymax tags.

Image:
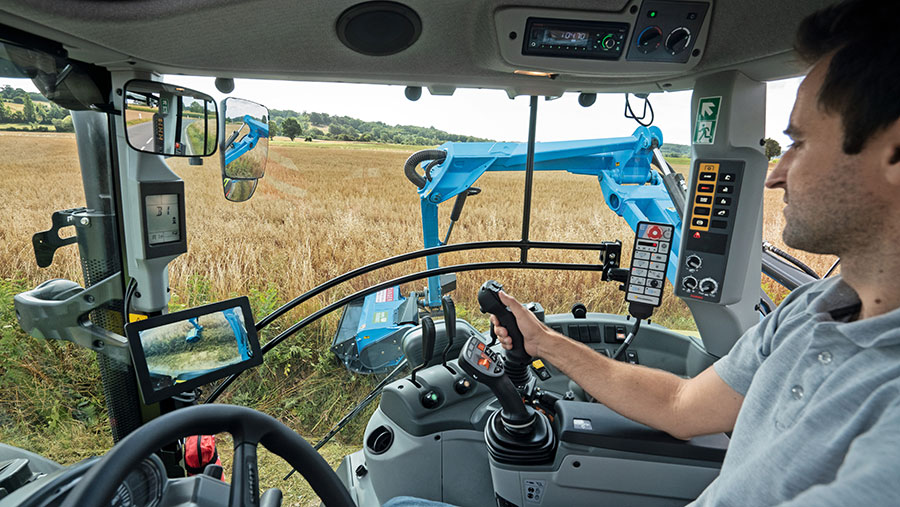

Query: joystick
<box><xmin>409</xmin><ymin>316</ymin><xmax>436</xmax><ymax>387</ymax></box>
<box><xmin>478</xmin><ymin>280</ymin><xmax>533</xmax><ymax>387</ymax></box>
<box><xmin>458</xmin><ymin>334</ymin><xmax>556</xmax><ymax>464</ymax></box>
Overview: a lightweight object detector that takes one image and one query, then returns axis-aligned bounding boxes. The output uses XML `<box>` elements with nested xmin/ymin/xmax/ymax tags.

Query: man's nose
<box><xmin>765</xmin><ymin>156</ymin><xmax>788</xmax><ymax>189</ymax></box>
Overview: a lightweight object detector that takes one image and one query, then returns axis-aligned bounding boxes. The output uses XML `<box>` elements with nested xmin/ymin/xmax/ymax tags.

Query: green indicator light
<box><xmin>649</xmin><ymin>10</ymin><xmax>657</xmax><ymax>17</ymax></box>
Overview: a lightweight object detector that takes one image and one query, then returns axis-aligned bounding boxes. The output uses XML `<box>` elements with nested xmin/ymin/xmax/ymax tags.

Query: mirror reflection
<box><xmin>136</xmin><ymin>305</ymin><xmax>252</xmax><ymax>391</ymax></box>
<box><xmin>124</xmin><ymin>80</ymin><xmax>218</xmax><ymax>157</ymax></box>
<box><xmin>223</xmin><ymin>177</ymin><xmax>259</xmax><ymax>202</ymax></box>
<box><xmin>221</xmin><ymin>97</ymin><xmax>269</xmax><ymax>179</ymax></box>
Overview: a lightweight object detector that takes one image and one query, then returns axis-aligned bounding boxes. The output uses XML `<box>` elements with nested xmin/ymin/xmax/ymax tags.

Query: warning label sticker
<box><xmin>375</xmin><ymin>288</ymin><xmax>395</xmax><ymax>303</ymax></box>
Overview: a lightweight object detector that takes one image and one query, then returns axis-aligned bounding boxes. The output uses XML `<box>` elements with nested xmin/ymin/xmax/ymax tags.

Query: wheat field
<box><xmin>0</xmin><ymin>131</ymin><xmax>835</xmax><ymax>332</ymax></box>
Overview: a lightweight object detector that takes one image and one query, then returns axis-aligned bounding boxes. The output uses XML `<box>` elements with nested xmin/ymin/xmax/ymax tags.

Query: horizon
<box><xmin>1</xmin><ymin>75</ymin><xmax>801</xmax><ymax>150</ymax></box>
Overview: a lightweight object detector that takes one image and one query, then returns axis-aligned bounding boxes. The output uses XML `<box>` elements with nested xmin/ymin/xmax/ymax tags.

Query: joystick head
<box><xmin>478</xmin><ymin>280</ymin><xmax>506</xmax><ymax>314</ymax></box>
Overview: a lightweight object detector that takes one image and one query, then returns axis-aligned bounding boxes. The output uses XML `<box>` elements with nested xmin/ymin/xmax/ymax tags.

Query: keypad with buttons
<box><xmin>626</xmin><ymin>222</ymin><xmax>674</xmax><ymax>307</ymax></box>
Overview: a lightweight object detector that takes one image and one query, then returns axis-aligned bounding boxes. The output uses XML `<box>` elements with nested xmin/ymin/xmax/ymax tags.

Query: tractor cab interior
<box><xmin>0</xmin><ymin>0</ymin><xmax>836</xmax><ymax>505</ymax></box>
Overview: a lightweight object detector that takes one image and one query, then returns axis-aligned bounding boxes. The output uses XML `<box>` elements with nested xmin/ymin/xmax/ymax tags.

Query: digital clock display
<box><xmin>541</xmin><ymin>29</ymin><xmax>589</xmax><ymax>47</ymax></box>
<box><xmin>145</xmin><ymin>193</ymin><xmax>180</xmax><ymax>245</ymax></box>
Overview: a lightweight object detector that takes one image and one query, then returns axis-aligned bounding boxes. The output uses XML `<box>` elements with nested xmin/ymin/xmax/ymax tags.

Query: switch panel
<box><xmin>676</xmin><ymin>160</ymin><xmax>745</xmax><ymax>303</ymax></box>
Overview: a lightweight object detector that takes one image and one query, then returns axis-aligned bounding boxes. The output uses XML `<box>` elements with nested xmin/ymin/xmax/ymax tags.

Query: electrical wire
<box><xmin>763</xmin><ymin>241</ymin><xmax>820</xmax><ymax>279</ymax></box>
<box><xmin>121</xmin><ymin>277</ymin><xmax>137</xmax><ymax>325</ymax></box>
<box><xmin>624</xmin><ymin>93</ymin><xmax>655</xmax><ymax>127</ymax></box>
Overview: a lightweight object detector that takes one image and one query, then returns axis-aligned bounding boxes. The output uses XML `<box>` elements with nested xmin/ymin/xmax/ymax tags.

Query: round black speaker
<box><xmin>336</xmin><ymin>1</ymin><xmax>422</xmax><ymax>56</ymax></box>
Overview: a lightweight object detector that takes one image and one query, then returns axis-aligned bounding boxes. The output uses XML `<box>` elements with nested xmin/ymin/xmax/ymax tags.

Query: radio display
<box><xmin>523</xmin><ymin>18</ymin><xmax>629</xmax><ymax>61</ymax></box>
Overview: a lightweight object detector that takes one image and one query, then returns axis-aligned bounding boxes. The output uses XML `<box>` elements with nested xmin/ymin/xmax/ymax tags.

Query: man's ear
<box><xmin>883</xmin><ymin>119</ymin><xmax>900</xmax><ymax>185</ymax></box>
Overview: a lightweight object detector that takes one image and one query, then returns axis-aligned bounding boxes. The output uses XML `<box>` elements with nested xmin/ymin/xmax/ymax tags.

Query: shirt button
<box><xmin>791</xmin><ymin>385</ymin><xmax>804</xmax><ymax>400</ymax></box>
<box><xmin>818</xmin><ymin>351</ymin><xmax>833</xmax><ymax>365</ymax></box>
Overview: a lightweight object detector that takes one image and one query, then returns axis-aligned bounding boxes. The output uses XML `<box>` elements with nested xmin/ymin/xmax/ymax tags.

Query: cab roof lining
<box><xmin>0</xmin><ymin>0</ymin><xmax>832</xmax><ymax>94</ymax></box>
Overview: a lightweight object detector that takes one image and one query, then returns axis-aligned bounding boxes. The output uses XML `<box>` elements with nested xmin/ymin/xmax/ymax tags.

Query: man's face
<box><xmin>765</xmin><ymin>55</ymin><xmax>888</xmax><ymax>255</ymax></box>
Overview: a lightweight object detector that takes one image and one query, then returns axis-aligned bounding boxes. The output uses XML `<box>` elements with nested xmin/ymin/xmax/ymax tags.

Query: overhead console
<box><xmin>495</xmin><ymin>0</ymin><xmax>711</xmax><ymax>76</ymax></box>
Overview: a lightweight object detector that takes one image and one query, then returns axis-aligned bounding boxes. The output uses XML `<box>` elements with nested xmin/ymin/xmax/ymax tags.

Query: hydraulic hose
<box><xmin>404</xmin><ymin>149</ymin><xmax>446</xmax><ymax>189</ymax></box>
<box><xmin>763</xmin><ymin>241</ymin><xmax>820</xmax><ymax>279</ymax></box>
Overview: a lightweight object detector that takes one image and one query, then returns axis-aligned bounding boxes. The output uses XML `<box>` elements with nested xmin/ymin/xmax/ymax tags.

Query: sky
<box><xmin>1</xmin><ymin>75</ymin><xmax>802</xmax><ymax>149</ymax></box>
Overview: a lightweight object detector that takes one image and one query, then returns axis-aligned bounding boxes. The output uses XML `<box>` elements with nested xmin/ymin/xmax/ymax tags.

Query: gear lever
<box><xmin>440</xmin><ymin>295</ymin><xmax>458</xmax><ymax>375</ymax></box>
<box><xmin>409</xmin><ymin>316</ymin><xmax>436</xmax><ymax>387</ymax></box>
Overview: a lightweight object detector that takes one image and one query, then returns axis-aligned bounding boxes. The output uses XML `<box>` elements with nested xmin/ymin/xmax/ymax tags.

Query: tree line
<box><xmin>0</xmin><ymin>85</ymin><xmax>74</xmax><ymax>132</ymax></box>
<box><xmin>266</xmin><ymin>108</ymin><xmax>494</xmax><ymax>145</ymax></box>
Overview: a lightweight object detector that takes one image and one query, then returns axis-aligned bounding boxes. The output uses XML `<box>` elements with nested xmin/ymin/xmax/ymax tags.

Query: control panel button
<box><xmin>634</xmin><ymin>251</ymin><xmax>651</xmax><ymax>260</ymax></box>
<box><xmin>717</xmin><ymin>185</ymin><xmax>734</xmax><ymax>194</ymax></box>
<box><xmin>659</xmin><ymin>241</ymin><xmax>669</xmax><ymax>251</ymax></box>
<box><xmin>629</xmin><ymin>285</ymin><xmax>645</xmax><ymax>294</ymax></box>
<box><xmin>713</xmin><ymin>208</ymin><xmax>729</xmax><ymax>217</ymax></box>
<box><xmin>631</xmin><ymin>267</ymin><xmax>648</xmax><ymax>277</ymax></box>
<box><xmin>647</xmin><ymin>270</ymin><xmax>664</xmax><ymax>280</ymax></box>
<box><xmin>650</xmin><ymin>253</ymin><xmax>666</xmax><ymax>262</ymax></box>
<box><xmin>699</xmin><ymin>172</ymin><xmax>716</xmax><ymax>181</ymax></box>
<box><xmin>693</xmin><ymin>206</ymin><xmax>711</xmax><ymax>216</ymax></box>
<box><xmin>644</xmin><ymin>287</ymin><xmax>662</xmax><ymax>297</ymax></box>
<box><xmin>633</xmin><ymin>259</ymin><xmax>649</xmax><ymax>268</ymax></box>
<box><xmin>716</xmin><ymin>197</ymin><xmax>732</xmax><ymax>206</ymax></box>
<box><xmin>692</xmin><ymin>218</ymin><xmax>708</xmax><ymax>227</ymax></box>
<box><xmin>697</xmin><ymin>184</ymin><xmax>715</xmax><ymax>193</ymax></box>
<box><xmin>649</xmin><ymin>261</ymin><xmax>666</xmax><ymax>271</ymax></box>
<box><xmin>631</xmin><ymin>276</ymin><xmax>646</xmax><ymax>286</ymax></box>
<box><xmin>719</xmin><ymin>173</ymin><xmax>735</xmax><ymax>182</ymax></box>
<box><xmin>696</xmin><ymin>195</ymin><xmax>712</xmax><ymax>205</ymax></box>
<box><xmin>646</xmin><ymin>278</ymin><xmax>662</xmax><ymax>289</ymax></box>
<box><xmin>711</xmin><ymin>220</ymin><xmax>728</xmax><ymax>229</ymax></box>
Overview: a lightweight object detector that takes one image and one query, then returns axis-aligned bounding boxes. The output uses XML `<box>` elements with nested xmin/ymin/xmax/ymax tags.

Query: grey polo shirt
<box><xmin>690</xmin><ymin>275</ymin><xmax>900</xmax><ymax>506</ymax></box>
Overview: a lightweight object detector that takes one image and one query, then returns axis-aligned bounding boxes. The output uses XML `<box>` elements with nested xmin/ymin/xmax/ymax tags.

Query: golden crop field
<box><xmin>0</xmin><ymin>131</ymin><xmax>835</xmax><ymax>331</ymax></box>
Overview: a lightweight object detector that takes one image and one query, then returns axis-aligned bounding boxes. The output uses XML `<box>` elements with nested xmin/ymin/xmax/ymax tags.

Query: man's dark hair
<box><xmin>795</xmin><ymin>0</ymin><xmax>900</xmax><ymax>154</ymax></box>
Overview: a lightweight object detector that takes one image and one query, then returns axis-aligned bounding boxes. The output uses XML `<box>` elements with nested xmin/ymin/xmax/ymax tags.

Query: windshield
<box><xmin>0</xmin><ymin>71</ymin><xmax>837</xmax><ymax>502</ymax></box>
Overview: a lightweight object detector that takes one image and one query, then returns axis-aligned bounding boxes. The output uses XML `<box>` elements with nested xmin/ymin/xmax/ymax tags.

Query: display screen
<box><xmin>540</xmin><ymin>29</ymin><xmax>589</xmax><ymax>47</ymax></box>
<box><xmin>125</xmin><ymin>297</ymin><xmax>262</xmax><ymax>404</ymax></box>
<box><xmin>145</xmin><ymin>193</ymin><xmax>180</xmax><ymax>245</ymax></box>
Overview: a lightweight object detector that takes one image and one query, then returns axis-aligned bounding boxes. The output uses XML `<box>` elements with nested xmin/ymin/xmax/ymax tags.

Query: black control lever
<box><xmin>409</xmin><ymin>316</ymin><xmax>436</xmax><ymax>387</ymax></box>
<box><xmin>478</xmin><ymin>281</ymin><xmax>534</xmax><ymax>388</ymax></box>
<box><xmin>458</xmin><ymin>335</ymin><xmax>534</xmax><ymax>430</ymax></box>
<box><xmin>440</xmin><ymin>295</ymin><xmax>457</xmax><ymax>375</ymax></box>
<box><xmin>442</xmin><ymin>187</ymin><xmax>481</xmax><ymax>245</ymax></box>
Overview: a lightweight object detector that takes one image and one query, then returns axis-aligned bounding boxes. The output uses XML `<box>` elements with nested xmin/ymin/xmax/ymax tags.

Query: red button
<box><xmin>476</xmin><ymin>342</ymin><xmax>485</xmax><ymax>351</ymax></box>
<box><xmin>647</xmin><ymin>226</ymin><xmax>662</xmax><ymax>239</ymax></box>
<box><xmin>693</xmin><ymin>232</ymin><xmax>701</xmax><ymax>239</ymax></box>
<box><xmin>477</xmin><ymin>356</ymin><xmax>491</xmax><ymax>369</ymax></box>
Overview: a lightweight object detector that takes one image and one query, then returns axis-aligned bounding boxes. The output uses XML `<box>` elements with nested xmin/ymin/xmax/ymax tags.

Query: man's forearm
<box><xmin>536</xmin><ymin>330</ymin><xmax>695</xmax><ymax>439</ymax></box>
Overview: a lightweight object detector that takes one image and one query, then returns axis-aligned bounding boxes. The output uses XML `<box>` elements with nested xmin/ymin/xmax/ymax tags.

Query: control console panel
<box><xmin>626</xmin><ymin>222</ymin><xmax>675</xmax><ymax>308</ymax></box>
<box><xmin>675</xmin><ymin>160</ymin><xmax>746</xmax><ymax>303</ymax></box>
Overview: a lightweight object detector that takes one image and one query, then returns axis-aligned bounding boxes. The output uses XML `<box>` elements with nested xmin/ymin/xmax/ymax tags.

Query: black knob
<box><xmin>454</xmin><ymin>377</ymin><xmax>474</xmax><ymax>395</ymax></box>
<box><xmin>682</xmin><ymin>276</ymin><xmax>698</xmax><ymax>291</ymax></box>
<box><xmin>648</xmin><ymin>279</ymin><xmax>661</xmax><ymax>289</ymax></box>
<box><xmin>686</xmin><ymin>255</ymin><xmax>702</xmax><ymax>270</ymax></box>
<box><xmin>421</xmin><ymin>390</ymin><xmax>441</xmax><ymax>409</ymax></box>
<box><xmin>571</xmin><ymin>302</ymin><xmax>587</xmax><ymax>319</ymax></box>
<box><xmin>665</xmin><ymin>27</ymin><xmax>691</xmax><ymax>55</ymax></box>
<box><xmin>637</xmin><ymin>26</ymin><xmax>662</xmax><ymax>54</ymax></box>
<box><xmin>699</xmin><ymin>278</ymin><xmax>719</xmax><ymax>294</ymax></box>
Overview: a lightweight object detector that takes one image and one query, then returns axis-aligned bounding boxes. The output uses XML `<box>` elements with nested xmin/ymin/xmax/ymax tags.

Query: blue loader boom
<box><xmin>414</xmin><ymin>126</ymin><xmax>684</xmax><ymax>308</ymax></box>
<box><xmin>224</xmin><ymin>115</ymin><xmax>269</xmax><ymax>166</ymax></box>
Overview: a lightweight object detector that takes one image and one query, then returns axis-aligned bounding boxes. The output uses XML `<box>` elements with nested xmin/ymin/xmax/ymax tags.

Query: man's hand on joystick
<box><xmin>488</xmin><ymin>290</ymin><xmax>551</xmax><ymax>359</ymax></box>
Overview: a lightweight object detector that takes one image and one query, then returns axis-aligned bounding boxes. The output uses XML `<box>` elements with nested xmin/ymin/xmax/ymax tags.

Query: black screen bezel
<box><xmin>125</xmin><ymin>296</ymin><xmax>262</xmax><ymax>404</ymax></box>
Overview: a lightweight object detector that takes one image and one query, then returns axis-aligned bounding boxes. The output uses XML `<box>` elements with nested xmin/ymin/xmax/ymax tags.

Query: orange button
<box><xmin>477</xmin><ymin>356</ymin><xmax>491</xmax><ymax>369</ymax></box>
<box><xmin>477</xmin><ymin>342</ymin><xmax>485</xmax><ymax>351</ymax></box>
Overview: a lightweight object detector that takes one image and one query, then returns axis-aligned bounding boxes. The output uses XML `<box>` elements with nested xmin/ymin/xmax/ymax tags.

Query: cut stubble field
<box><xmin>0</xmin><ymin>131</ymin><xmax>837</xmax><ymax>505</ymax></box>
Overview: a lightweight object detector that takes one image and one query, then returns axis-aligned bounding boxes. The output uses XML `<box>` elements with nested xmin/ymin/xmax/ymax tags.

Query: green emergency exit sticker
<box><xmin>373</xmin><ymin>311</ymin><xmax>388</xmax><ymax>324</ymax></box>
<box><xmin>693</xmin><ymin>96</ymin><xmax>722</xmax><ymax>145</ymax></box>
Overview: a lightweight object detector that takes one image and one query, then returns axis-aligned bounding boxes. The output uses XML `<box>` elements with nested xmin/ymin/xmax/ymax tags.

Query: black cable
<box><xmin>612</xmin><ymin>318</ymin><xmax>642</xmax><ymax>361</ymax></box>
<box><xmin>824</xmin><ymin>258</ymin><xmax>841</xmax><ymax>278</ymax></box>
<box><xmin>121</xmin><ymin>277</ymin><xmax>137</xmax><ymax>325</ymax></box>
<box><xmin>763</xmin><ymin>242</ymin><xmax>820</xmax><ymax>279</ymax></box>
<box><xmin>624</xmin><ymin>94</ymin><xmax>654</xmax><ymax>127</ymax></box>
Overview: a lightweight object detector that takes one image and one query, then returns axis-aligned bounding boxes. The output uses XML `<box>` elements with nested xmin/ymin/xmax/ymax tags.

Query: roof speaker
<box><xmin>336</xmin><ymin>1</ymin><xmax>422</xmax><ymax>56</ymax></box>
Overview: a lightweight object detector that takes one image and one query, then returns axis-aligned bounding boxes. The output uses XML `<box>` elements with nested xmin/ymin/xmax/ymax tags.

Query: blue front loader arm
<box><xmin>224</xmin><ymin>115</ymin><xmax>269</xmax><ymax>166</ymax></box>
<box><xmin>414</xmin><ymin>126</ymin><xmax>683</xmax><ymax>307</ymax></box>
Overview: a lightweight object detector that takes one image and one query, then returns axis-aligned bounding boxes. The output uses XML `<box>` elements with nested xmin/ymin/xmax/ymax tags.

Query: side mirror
<box><xmin>220</xmin><ymin>98</ymin><xmax>269</xmax><ymax>202</ymax></box>
<box><xmin>123</xmin><ymin>80</ymin><xmax>217</xmax><ymax>157</ymax></box>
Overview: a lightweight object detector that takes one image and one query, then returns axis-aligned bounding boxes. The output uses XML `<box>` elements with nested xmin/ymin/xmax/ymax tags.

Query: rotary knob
<box><xmin>665</xmin><ymin>27</ymin><xmax>691</xmax><ymax>55</ymax></box>
<box><xmin>685</xmin><ymin>255</ymin><xmax>702</xmax><ymax>270</ymax></box>
<box><xmin>682</xmin><ymin>276</ymin><xmax>698</xmax><ymax>291</ymax></box>
<box><xmin>636</xmin><ymin>26</ymin><xmax>662</xmax><ymax>54</ymax></box>
<box><xmin>699</xmin><ymin>278</ymin><xmax>719</xmax><ymax>295</ymax></box>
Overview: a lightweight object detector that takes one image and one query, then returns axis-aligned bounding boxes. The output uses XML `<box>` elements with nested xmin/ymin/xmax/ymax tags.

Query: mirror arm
<box><xmin>13</xmin><ymin>272</ymin><xmax>131</xmax><ymax>364</ymax></box>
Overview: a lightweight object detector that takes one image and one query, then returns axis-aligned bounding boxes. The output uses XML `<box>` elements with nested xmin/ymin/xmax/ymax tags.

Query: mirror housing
<box><xmin>219</xmin><ymin>97</ymin><xmax>269</xmax><ymax>202</ymax></box>
<box><xmin>123</xmin><ymin>79</ymin><xmax>217</xmax><ymax>157</ymax></box>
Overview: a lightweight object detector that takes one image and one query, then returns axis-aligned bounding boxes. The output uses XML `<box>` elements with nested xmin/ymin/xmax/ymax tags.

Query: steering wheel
<box><xmin>59</xmin><ymin>404</ymin><xmax>355</xmax><ymax>507</ymax></box>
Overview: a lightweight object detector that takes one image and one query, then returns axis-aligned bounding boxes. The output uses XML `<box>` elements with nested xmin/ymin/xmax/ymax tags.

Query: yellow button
<box><xmin>532</xmin><ymin>359</ymin><xmax>545</xmax><ymax>369</ymax></box>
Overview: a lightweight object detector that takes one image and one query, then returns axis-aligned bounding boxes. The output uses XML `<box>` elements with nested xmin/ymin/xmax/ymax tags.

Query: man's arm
<box><xmin>491</xmin><ymin>291</ymin><xmax>743</xmax><ymax>440</ymax></box>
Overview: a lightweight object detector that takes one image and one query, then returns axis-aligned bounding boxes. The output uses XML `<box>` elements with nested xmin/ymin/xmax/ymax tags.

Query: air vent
<box><xmin>366</xmin><ymin>425</ymin><xmax>395</xmax><ymax>455</ymax></box>
<box><xmin>336</xmin><ymin>1</ymin><xmax>422</xmax><ymax>56</ymax></box>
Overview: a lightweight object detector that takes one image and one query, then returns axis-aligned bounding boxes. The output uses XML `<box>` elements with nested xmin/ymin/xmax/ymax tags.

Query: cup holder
<box><xmin>366</xmin><ymin>425</ymin><xmax>394</xmax><ymax>455</ymax></box>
